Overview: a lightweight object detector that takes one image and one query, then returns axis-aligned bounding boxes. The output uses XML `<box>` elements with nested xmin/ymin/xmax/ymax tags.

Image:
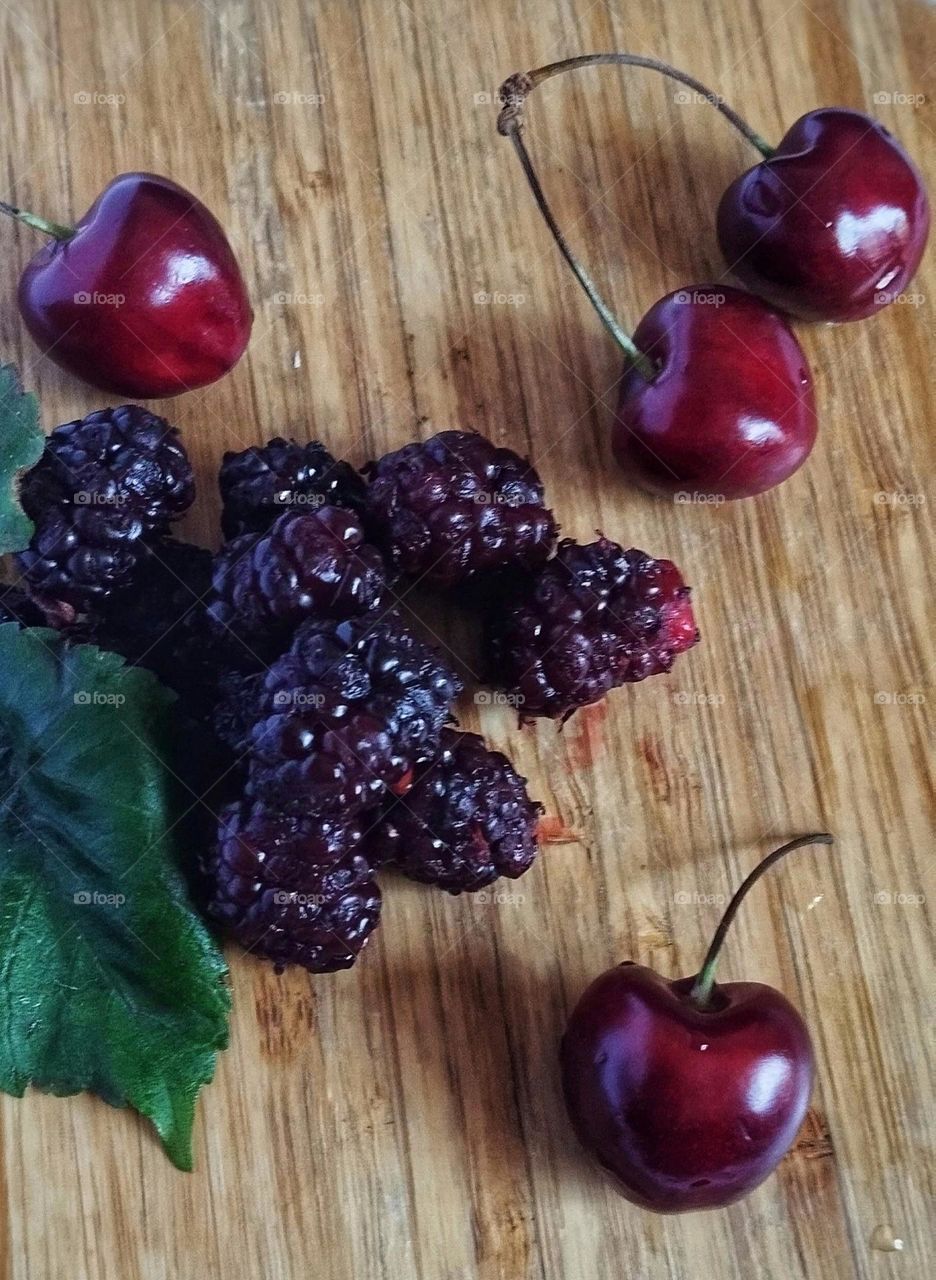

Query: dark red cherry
<box><xmin>613</xmin><ymin>286</ymin><xmax>816</xmax><ymax>499</ymax></box>
<box><xmin>561</xmin><ymin>963</ymin><xmax>814</xmax><ymax>1211</ymax></box>
<box><xmin>718</xmin><ymin>109</ymin><xmax>930</xmax><ymax>322</ymax></box>
<box><xmin>5</xmin><ymin>173</ymin><xmax>252</xmax><ymax>397</ymax></box>
<box><xmin>559</xmin><ymin>835</ymin><xmax>834</xmax><ymax>1212</ymax></box>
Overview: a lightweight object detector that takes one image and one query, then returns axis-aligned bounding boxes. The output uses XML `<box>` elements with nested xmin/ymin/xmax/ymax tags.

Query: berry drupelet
<box><xmin>207</xmin><ymin>506</ymin><xmax>387</xmax><ymax>659</ymax></box>
<box><xmin>363</xmin><ymin>429</ymin><xmax>558</xmax><ymax>587</ymax></box>
<box><xmin>245</xmin><ymin>612</ymin><xmax>462</xmax><ymax>814</ymax></box>
<box><xmin>15</xmin><ymin>405</ymin><xmax>195</xmax><ymax>608</ymax></box>
<box><xmin>370</xmin><ymin>728</ymin><xmax>541</xmax><ymax>893</ymax></box>
<box><xmin>482</xmin><ymin>538</ymin><xmax>699</xmax><ymax>720</ymax></box>
<box><xmin>203</xmin><ymin>802</ymin><xmax>381</xmax><ymax>973</ymax></box>
<box><xmin>219</xmin><ymin>436</ymin><xmax>367</xmax><ymax>539</ymax></box>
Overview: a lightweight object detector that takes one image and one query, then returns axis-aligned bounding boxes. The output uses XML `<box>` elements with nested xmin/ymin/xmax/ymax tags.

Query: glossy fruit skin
<box><xmin>717</xmin><ymin>109</ymin><xmax>930</xmax><ymax>323</ymax></box>
<box><xmin>613</xmin><ymin>286</ymin><xmax>816</xmax><ymax>500</ymax></box>
<box><xmin>18</xmin><ymin>173</ymin><xmax>252</xmax><ymax>397</ymax></box>
<box><xmin>560</xmin><ymin>962</ymin><xmax>814</xmax><ymax>1212</ymax></box>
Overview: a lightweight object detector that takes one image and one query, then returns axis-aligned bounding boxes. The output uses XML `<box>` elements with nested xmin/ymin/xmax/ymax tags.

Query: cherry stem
<box><xmin>0</xmin><ymin>200</ymin><xmax>74</xmax><ymax>241</ymax></box>
<box><xmin>501</xmin><ymin>121</ymin><xmax>656</xmax><ymax>378</ymax></box>
<box><xmin>689</xmin><ymin>833</ymin><xmax>835</xmax><ymax>1010</ymax></box>
<box><xmin>497</xmin><ymin>54</ymin><xmax>773</xmax><ymax>380</ymax></box>
<box><xmin>501</xmin><ymin>55</ymin><xmax>774</xmax><ymax>157</ymax></box>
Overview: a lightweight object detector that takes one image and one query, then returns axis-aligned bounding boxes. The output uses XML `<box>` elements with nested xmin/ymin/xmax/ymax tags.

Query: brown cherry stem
<box><xmin>689</xmin><ymin>833</ymin><xmax>835</xmax><ymax>1010</ymax></box>
<box><xmin>496</xmin><ymin>54</ymin><xmax>773</xmax><ymax>381</ymax></box>
<box><xmin>0</xmin><ymin>199</ymin><xmax>74</xmax><ymax>241</ymax></box>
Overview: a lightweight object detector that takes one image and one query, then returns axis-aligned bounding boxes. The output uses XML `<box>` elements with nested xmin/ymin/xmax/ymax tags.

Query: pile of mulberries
<box><xmin>8</xmin><ymin>417</ymin><xmax>699</xmax><ymax>974</ymax></box>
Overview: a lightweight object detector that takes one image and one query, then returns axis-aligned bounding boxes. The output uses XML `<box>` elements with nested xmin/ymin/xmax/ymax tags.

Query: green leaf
<box><xmin>0</xmin><ymin>625</ymin><xmax>230</xmax><ymax>1169</ymax></box>
<box><xmin>0</xmin><ymin>364</ymin><xmax>44</xmax><ymax>554</ymax></box>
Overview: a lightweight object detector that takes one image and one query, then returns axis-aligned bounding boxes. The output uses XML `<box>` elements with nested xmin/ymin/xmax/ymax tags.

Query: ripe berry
<box><xmin>363</xmin><ymin>430</ymin><xmax>557</xmax><ymax>587</ymax></box>
<box><xmin>28</xmin><ymin>405</ymin><xmax>194</xmax><ymax>529</ymax></box>
<box><xmin>245</xmin><ymin>613</ymin><xmax>461</xmax><ymax>814</ymax></box>
<box><xmin>15</xmin><ymin>406</ymin><xmax>194</xmax><ymax>608</ymax></box>
<box><xmin>204</xmin><ymin>802</ymin><xmax>381</xmax><ymax>973</ymax></box>
<box><xmin>370</xmin><ymin>728</ymin><xmax>541</xmax><ymax>893</ymax></box>
<box><xmin>482</xmin><ymin>539</ymin><xmax>698</xmax><ymax>719</ymax></box>
<box><xmin>207</xmin><ymin>507</ymin><xmax>386</xmax><ymax>658</ymax></box>
<box><xmin>219</xmin><ymin>437</ymin><xmax>367</xmax><ymax>539</ymax></box>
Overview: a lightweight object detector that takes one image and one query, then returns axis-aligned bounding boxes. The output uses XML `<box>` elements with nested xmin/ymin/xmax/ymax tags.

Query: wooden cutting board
<box><xmin>0</xmin><ymin>1</ymin><xmax>932</xmax><ymax>1277</ymax></box>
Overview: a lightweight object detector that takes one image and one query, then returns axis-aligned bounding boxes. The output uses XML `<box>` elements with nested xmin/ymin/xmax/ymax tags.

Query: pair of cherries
<box><xmin>498</xmin><ymin>53</ymin><xmax>929</xmax><ymax>499</ymax></box>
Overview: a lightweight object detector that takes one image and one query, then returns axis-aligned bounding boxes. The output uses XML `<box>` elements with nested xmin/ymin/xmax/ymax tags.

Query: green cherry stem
<box><xmin>501</xmin><ymin>55</ymin><xmax>774</xmax><ymax>158</ymax></box>
<box><xmin>689</xmin><ymin>833</ymin><xmax>835</xmax><ymax>1010</ymax></box>
<box><xmin>496</xmin><ymin>54</ymin><xmax>773</xmax><ymax>382</ymax></box>
<box><xmin>0</xmin><ymin>199</ymin><xmax>75</xmax><ymax>241</ymax></box>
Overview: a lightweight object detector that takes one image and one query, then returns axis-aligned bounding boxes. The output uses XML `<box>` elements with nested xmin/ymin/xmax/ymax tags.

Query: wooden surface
<box><xmin>0</xmin><ymin>1</ymin><xmax>933</xmax><ymax>1277</ymax></box>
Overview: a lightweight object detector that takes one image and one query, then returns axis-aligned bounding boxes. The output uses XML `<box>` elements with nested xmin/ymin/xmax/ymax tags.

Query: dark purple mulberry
<box><xmin>15</xmin><ymin>405</ymin><xmax>194</xmax><ymax>608</ymax></box>
<box><xmin>203</xmin><ymin>802</ymin><xmax>381</xmax><ymax>972</ymax></box>
<box><xmin>16</xmin><ymin>501</ymin><xmax>147</xmax><ymax>607</ymax></box>
<box><xmin>370</xmin><ymin>728</ymin><xmax>541</xmax><ymax>893</ymax></box>
<box><xmin>481</xmin><ymin>539</ymin><xmax>699</xmax><ymax>720</ymax></box>
<box><xmin>25</xmin><ymin>404</ymin><xmax>194</xmax><ymax>529</ymax></box>
<box><xmin>363</xmin><ymin>430</ymin><xmax>557</xmax><ymax>587</ymax></box>
<box><xmin>219</xmin><ymin>437</ymin><xmax>367</xmax><ymax>539</ymax></box>
<box><xmin>208</xmin><ymin>507</ymin><xmax>386</xmax><ymax>659</ymax></box>
<box><xmin>244</xmin><ymin>613</ymin><xmax>461</xmax><ymax>813</ymax></box>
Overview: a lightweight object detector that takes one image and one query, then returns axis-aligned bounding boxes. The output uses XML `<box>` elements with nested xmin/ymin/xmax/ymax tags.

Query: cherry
<box><xmin>614</xmin><ymin>285</ymin><xmax>816</xmax><ymax>499</ymax></box>
<box><xmin>498</xmin><ymin>54</ymin><xmax>928</xmax><ymax>326</ymax></box>
<box><xmin>559</xmin><ymin>834</ymin><xmax>834</xmax><ymax>1212</ymax></box>
<box><xmin>718</xmin><ymin>109</ymin><xmax>930</xmax><ymax>323</ymax></box>
<box><xmin>497</xmin><ymin>60</ymin><xmax>818</xmax><ymax>500</ymax></box>
<box><xmin>1</xmin><ymin>173</ymin><xmax>252</xmax><ymax>397</ymax></box>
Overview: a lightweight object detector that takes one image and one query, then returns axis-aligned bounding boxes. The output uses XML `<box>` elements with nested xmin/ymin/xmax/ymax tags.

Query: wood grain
<box><xmin>0</xmin><ymin>1</ymin><xmax>933</xmax><ymax>1277</ymax></box>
